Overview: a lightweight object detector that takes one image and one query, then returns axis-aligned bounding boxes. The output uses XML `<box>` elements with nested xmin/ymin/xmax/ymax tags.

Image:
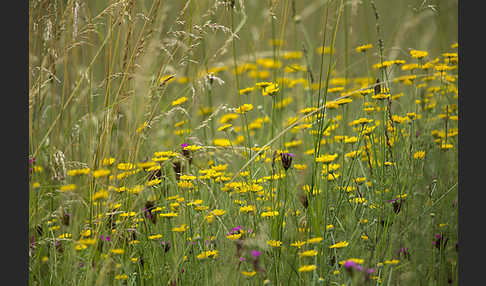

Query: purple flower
<box><xmin>239</xmin><ymin>257</ymin><xmax>246</xmax><ymax>262</ymax></box>
<box><xmin>387</xmin><ymin>198</ymin><xmax>403</xmax><ymax>214</ymax></box>
<box><xmin>343</xmin><ymin>260</ymin><xmax>358</xmax><ymax>269</ymax></box>
<box><xmin>100</xmin><ymin>235</ymin><xmax>111</xmax><ymax>242</ymax></box>
<box><xmin>280</xmin><ymin>152</ymin><xmax>294</xmax><ymax>171</ymax></box>
<box><xmin>366</xmin><ymin>268</ymin><xmax>376</xmax><ymax>274</ymax></box>
<box><xmin>229</xmin><ymin>225</ymin><xmax>242</xmax><ymax>235</ymax></box>
<box><xmin>398</xmin><ymin>247</ymin><xmax>410</xmax><ymax>259</ymax></box>
<box><xmin>433</xmin><ymin>233</ymin><xmax>448</xmax><ymax>250</ymax></box>
<box><xmin>250</xmin><ymin>250</ymin><xmax>261</xmax><ymax>258</ymax></box>
<box><xmin>181</xmin><ymin>142</ymin><xmax>189</xmax><ymax>148</ymax></box>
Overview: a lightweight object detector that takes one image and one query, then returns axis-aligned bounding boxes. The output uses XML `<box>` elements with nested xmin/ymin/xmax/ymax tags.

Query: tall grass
<box><xmin>29</xmin><ymin>0</ymin><xmax>458</xmax><ymax>285</ymax></box>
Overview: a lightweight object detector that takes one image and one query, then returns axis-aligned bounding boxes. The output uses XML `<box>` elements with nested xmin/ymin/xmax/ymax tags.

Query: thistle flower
<box><xmin>387</xmin><ymin>198</ymin><xmax>403</xmax><ymax>214</ymax></box>
<box><xmin>433</xmin><ymin>234</ymin><xmax>448</xmax><ymax>250</ymax></box>
<box><xmin>181</xmin><ymin>143</ymin><xmax>193</xmax><ymax>165</ymax></box>
<box><xmin>374</xmin><ymin>78</ymin><xmax>381</xmax><ymax>95</ymax></box>
<box><xmin>398</xmin><ymin>247</ymin><xmax>410</xmax><ymax>260</ymax></box>
<box><xmin>172</xmin><ymin>161</ymin><xmax>183</xmax><ymax>181</ymax></box>
<box><xmin>299</xmin><ymin>193</ymin><xmax>309</xmax><ymax>208</ymax></box>
<box><xmin>144</xmin><ymin>201</ymin><xmax>157</xmax><ymax>224</ymax></box>
<box><xmin>251</xmin><ymin>250</ymin><xmax>262</xmax><ymax>258</ymax></box>
<box><xmin>280</xmin><ymin>152</ymin><xmax>294</xmax><ymax>171</ymax></box>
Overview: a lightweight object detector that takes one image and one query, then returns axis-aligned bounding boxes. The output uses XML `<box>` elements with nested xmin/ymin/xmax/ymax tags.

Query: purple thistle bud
<box><xmin>239</xmin><ymin>257</ymin><xmax>246</xmax><ymax>262</ymax></box>
<box><xmin>181</xmin><ymin>142</ymin><xmax>189</xmax><ymax>148</ymax></box>
<box><xmin>343</xmin><ymin>260</ymin><xmax>358</xmax><ymax>269</ymax></box>
<box><xmin>433</xmin><ymin>233</ymin><xmax>448</xmax><ymax>250</ymax></box>
<box><xmin>398</xmin><ymin>247</ymin><xmax>410</xmax><ymax>259</ymax></box>
<box><xmin>280</xmin><ymin>152</ymin><xmax>294</xmax><ymax>171</ymax></box>
<box><xmin>366</xmin><ymin>268</ymin><xmax>376</xmax><ymax>274</ymax></box>
<box><xmin>250</xmin><ymin>250</ymin><xmax>262</xmax><ymax>258</ymax></box>
<box><xmin>229</xmin><ymin>225</ymin><xmax>243</xmax><ymax>235</ymax></box>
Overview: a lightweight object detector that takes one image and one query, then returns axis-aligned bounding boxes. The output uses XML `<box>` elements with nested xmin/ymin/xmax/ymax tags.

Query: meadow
<box><xmin>28</xmin><ymin>0</ymin><xmax>458</xmax><ymax>285</ymax></box>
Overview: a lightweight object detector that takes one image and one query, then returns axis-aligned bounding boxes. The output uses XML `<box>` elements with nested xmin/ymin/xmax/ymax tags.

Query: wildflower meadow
<box><xmin>29</xmin><ymin>0</ymin><xmax>458</xmax><ymax>285</ymax></box>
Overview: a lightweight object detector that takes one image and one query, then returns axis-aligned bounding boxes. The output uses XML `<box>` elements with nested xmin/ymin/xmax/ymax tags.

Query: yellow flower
<box><xmin>32</xmin><ymin>166</ymin><xmax>43</xmax><ymax>173</ymax></box>
<box><xmin>117</xmin><ymin>162</ymin><xmax>136</xmax><ymax>171</ymax></box>
<box><xmin>267</xmin><ymin>240</ymin><xmax>283</xmax><ymax>247</ymax></box>
<box><xmin>262</xmin><ymin>83</ymin><xmax>279</xmax><ymax>96</ymax></box>
<box><xmin>183</xmin><ymin>145</ymin><xmax>202</xmax><ymax>152</ymax></box>
<box><xmin>58</xmin><ymin>233</ymin><xmax>72</xmax><ymax>239</ymax></box>
<box><xmin>176</xmin><ymin>180</ymin><xmax>193</xmax><ymax>189</ymax></box>
<box><xmin>410</xmin><ymin>49</ymin><xmax>428</xmax><ymax>59</ymax></box>
<box><xmin>75</xmin><ymin>244</ymin><xmax>87</xmax><ymax>251</ymax></box>
<box><xmin>239</xmin><ymin>205</ymin><xmax>256</xmax><ymax>213</ymax></box>
<box><xmin>211</xmin><ymin>209</ymin><xmax>226</xmax><ymax>216</ymax></box>
<box><xmin>136</xmin><ymin>121</ymin><xmax>148</xmax><ymax>133</ymax></box>
<box><xmin>148</xmin><ymin>234</ymin><xmax>163</xmax><ymax>240</ymax></box>
<box><xmin>92</xmin><ymin>189</ymin><xmax>109</xmax><ymax>201</ymax></box>
<box><xmin>315</xmin><ymin>153</ymin><xmax>338</xmax><ymax>164</ymax></box>
<box><xmin>219</xmin><ymin>113</ymin><xmax>239</xmax><ymax>124</ymax></box>
<box><xmin>80</xmin><ymin>229</ymin><xmax>92</xmax><ymax>237</ymax></box>
<box><xmin>110</xmin><ymin>248</ymin><xmax>125</xmax><ymax>255</ymax></box>
<box><xmin>316</xmin><ymin>46</ymin><xmax>332</xmax><ymax>54</ymax></box>
<box><xmin>440</xmin><ymin>143</ymin><xmax>454</xmax><ymax>150</ymax></box>
<box><xmin>241</xmin><ymin>271</ymin><xmax>257</xmax><ymax>277</ymax></box>
<box><xmin>307</xmin><ymin>237</ymin><xmax>323</xmax><ymax>244</ymax></box>
<box><xmin>413</xmin><ymin>151</ymin><xmax>426</xmax><ymax>159</ymax></box>
<box><xmin>213</xmin><ymin>138</ymin><xmax>231</xmax><ymax>147</ymax></box>
<box><xmin>339</xmin><ymin>258</ymin><xmax>364</xmax><ymax>265</ymax></box>
<box><xmin>261</xmin><ymin>211</ymin><xmax>279</xmax><ymax>218</ymax></box>
<box><xmin>172</xmin><ymin>96</ymin><xmax>188</xmax><ymax>106</ymax></box>
<box><xmin>197</xmin><ymin>250</ymin><xmax>218</xmax><ymax>259</ymax></box>
<box><xmin>159</xmin><ymin>212</ymin><xmax>178</xmax><ymax>218</ymax></box>
<box><xmin>298</xmin><ymin>250</ymin><xmax>318</xmax><ymax>257</ymax></box>
<box><xmin>217</xmin><ymin>124</ymin><xmax>232</xmax><ymax>132</ymax></box>
<box><xmin>329</xmin><ymin>241</ymin><xmax>349</xmax><ymax>249</ymax></box>
<box><xmin>294</xmin><ymin>164</ymin><xmax>307</xmax><ymax>170</ymax></box>
<box><xmin>226</xmin><ymin>233</ymin><xmax>242</xmax><ymax>240</ymax></box>
<box><xmin>291</xmin><ymin>241</ymin><xmax>307</xmax><ymax>248</ymax></box>
<box><xmin>93</xmin><ymin>169</ymin><xmax>111</xmax><ymax>178</ymax></box>
<box><xmin>159</xmin><ymin>74</ymin><xmax>176</xmax><ymax>85</ymax></box>
<box><xmin>172</xmin><ymin>224</ymin><xmax>189</xmax><ymax>232</ymax></box>
<box><xmin>67</xmin><ymin>168</ymin><xmax>91</xmax><ymax>176</ymax></box>
<box><xmin>147</xmin><ymin>178</ymin><xmax>162</xmax><ymax>186</ymax></box>
<box><xmin>356</xmin><ymin>43</ymin><xmax>373</xmax><ymax>53</ymax></box>
<box><xmin>115</xmin><ymin>274</ymin><xmax>129</xmax><ymax>280</ymax></box>
<box><xmin>236</xmin><ymin>103</ymin><xmax>253</xmax><ymax>114</ymax></box>
<box><xmin>282</xmin><ymin>51</ymin><xmax>303</xmax><ymax>59</ymax></box>
<box><xmin>239</xmin><ymin>87</ymin><xmax>255</xmax><ymax>95</ymax></box>
<box><xmin>385</xmin><ymin>259</ymin><xmax>400</xmax><ymax>265</ymax></box>
<box><xmin>59</xmin><ymin>184</ymin><xmax>77</xmax><ymax>192</ymax></box>
<box><xmin>298</xmin><ymin>265</ymin><xmax>317</xmax><ymax>272</ymax></box>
